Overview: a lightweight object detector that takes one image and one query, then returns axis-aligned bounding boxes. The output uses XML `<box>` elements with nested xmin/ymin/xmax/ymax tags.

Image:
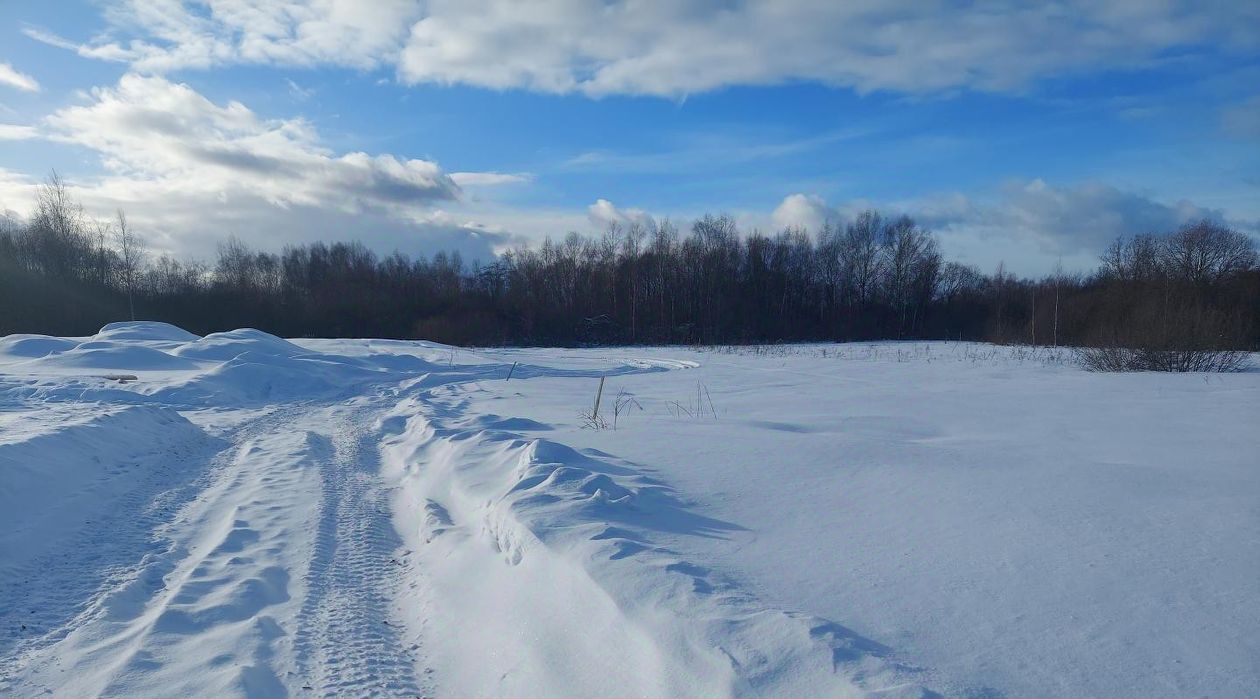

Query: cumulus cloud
<box><xmin>29</xmin><ymin>1</ymin><xmax>1259</xmax><ymax>97</ymax></box>
<box><xmin>0</xmin><ymin>62</ymin><xmax>40</xmax><ymax>92</ymax></box>
<box><xmin>917</xmin><ymin>180</ymin><xmax>1227</xmax><ymax>254</ymax></box>
<box><xmin>42</xmin><ymin>74</ymin><xmax>459</xmax><ymax>214</ymax></box>
<box><xmin>771</xmin><ymin>193</ymin><xmax>834</xmax><ymax>232</ymax></box>
<box><xmin>0</xmin><ymin>75</ymin><xmax>561</xmax><ymax>261</ymax></box>
<box><xmin>588</xmin><ymin>199</ymin><xmax>654</xmax><ymax>229</ymax></box>
<box><xmin>0</xmin><ymin>163</ymin><xmax>526</xmax><ymax>264</ymax></box>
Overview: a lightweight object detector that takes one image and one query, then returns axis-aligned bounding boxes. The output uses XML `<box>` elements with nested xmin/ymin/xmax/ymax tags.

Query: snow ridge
<box><xmin>383</xmin><ymin>381</ymin><xmax>930</xmax><ymax>698</ymax></box>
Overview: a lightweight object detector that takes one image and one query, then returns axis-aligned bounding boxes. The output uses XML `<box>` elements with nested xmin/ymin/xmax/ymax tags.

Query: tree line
<box><xmin>2</xmin><ymin>176</ymin><xmax>1257</xmax><ymax>366</ymax></box>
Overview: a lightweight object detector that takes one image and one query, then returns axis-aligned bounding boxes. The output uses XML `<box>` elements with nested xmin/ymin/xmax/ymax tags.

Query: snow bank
<box><xmin>35</xmin><ymin>342</ymin><xmax>202</xmax><ymax>371</ymax></box>
<box><xmin>0</xmin><ymin>405</ymin><xmax>210</xmax><ymax>557</ymax></box>
<box><xmin>93</xmin><ymin>321</ymin><xmax>200</xmax><ymax>343</ymax></box>
<box><xmin>174</xmin><ymin>328</ymin><xmax>306</xmax><ymax>361</ymax></box>
<box><xmin>0</xmin><ymin>326</ymin><xmax>418</xmax><ymax>408</ymax></box>
<box><xmin>383</xmin><ymin>391</ymin><xmax>926</xmax><ymax>697</ymax></box>
<box><xmin>0</xmin><ymin>402</ymin><xmax>220</xmax><ymax>662</ymax></box>
<box><xmin>0</xmin><ymin>334</ymin><xmax>77</xmax><ymax>359</ymax></box>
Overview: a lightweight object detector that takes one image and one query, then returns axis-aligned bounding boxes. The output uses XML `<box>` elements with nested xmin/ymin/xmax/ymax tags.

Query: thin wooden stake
<box><xmin>593</xmin><ymin>376</ymin><xmax>606</xmax><ymax>421</ymax></box>
<box><xmin>506</xmin><ymin>362</ymin><xmax>518</xmax><ymax>381</ymax></box>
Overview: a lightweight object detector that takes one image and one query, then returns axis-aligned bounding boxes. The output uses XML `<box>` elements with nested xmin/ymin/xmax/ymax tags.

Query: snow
<box><xmin>94</xmin><ymin>321</ymin><xmax>201</xmax><ymax>344</ymax></box>
<box><xmin>173</xmin><ymin>329</ymin><xmax>308</xmax><ymax>361</ymax></box>
<box><xmin>1</xmin><ymin>326</ymin><xmax>1257</xmax><ymax>697</ymax></box>
<box><xmin>0</xmin><ymin>334</ymin><xmax>79</xmax><ymax>358</ymax></box>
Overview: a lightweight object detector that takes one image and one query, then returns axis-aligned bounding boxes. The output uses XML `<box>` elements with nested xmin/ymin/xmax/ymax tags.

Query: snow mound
<box><xmin>94</xmin><ymin>321</ymin><xmax>201</xmax><ymax>343</ymax></box>
<box><xmin>173</xmin><ymin>328</ymin><xmax>307</xmax><ymax>361</ymax></box>
<box><xmin>0</xmin><ymin>334</ymin><xmax>78</xmax><ymax>359</ymax></box>
<box><xmin>36</xmin><ymin>342</ymin><xmax>201</xmax><ymax>371</ymax></box>
<box><xmin>156</xmin><ymin>351</ymin><xmax>379</xmax><ymax>405</ymax></box>
<box><xmin>182</xmin><ymin>356</ymin><xmax>331</xmax><ymax>402</ymax></box>
<box><xmin>0</xmin><ymin>405</ymin><xmax>209</xmax><ymax>552</ymax></box>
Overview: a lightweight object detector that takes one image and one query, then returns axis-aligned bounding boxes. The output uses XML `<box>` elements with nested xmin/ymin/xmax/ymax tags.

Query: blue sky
<box><xmin>1</xmin><ymin>1</ymin><xmax>1258</xmax><ymax>275</ymax></box>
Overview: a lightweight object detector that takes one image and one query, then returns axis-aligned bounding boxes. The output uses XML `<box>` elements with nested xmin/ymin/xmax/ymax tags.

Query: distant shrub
<box><xmin>1076</xmin><ymin>299</ymin><xmax>1250</xmax><ymax>372</ymax></box>
<box><xmin>1076</xmin><ymin>345</ymin><xmax>1246</xmax><ymax>372</ymax></box>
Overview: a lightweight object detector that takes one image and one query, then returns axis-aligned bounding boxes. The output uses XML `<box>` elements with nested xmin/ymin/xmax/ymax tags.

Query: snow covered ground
<box><xmin>1</xmin><ymin>323</ymin><xmax>1257</xmax><ymax>697</ymax></box>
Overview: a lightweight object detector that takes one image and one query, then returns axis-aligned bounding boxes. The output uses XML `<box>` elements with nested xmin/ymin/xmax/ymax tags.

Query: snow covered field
<box><xmin>1</xmin><ymin>323</ymin><xmax>1257</xmax><ymax>698</ymax></box>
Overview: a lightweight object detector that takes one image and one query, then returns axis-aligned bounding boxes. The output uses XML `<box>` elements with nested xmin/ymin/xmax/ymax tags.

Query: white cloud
<box><xmin>770</xmin><ymin>181</ymin><xmax>1248</xmax><ymax>274</ymax></box>
<box><xmin>562</xmin><ymin>128</ymin><xmax>871</xmax><ymax>177</ymax></box>
<box><xmin>771</xmin><ymin>193</ymin><xmax>833</xmax><ymax>232</ymax></box>
<box><xmin>0</xmin><ymin>62</ymin><xmax>40</xmax><ymax>92</ymax></box>
<box><xmin>0</xmin><ymin>124</ymin><xmax>39</xmax><ymax>140</ymax></box>
<box><xmin>449</xmin><ymin>171</ymin><xmax>532</xmax><ymax>187</ymax></box>
<box><xmin>915</xmin><ymin>179</ymin><xmax>1228</xmax><ymax>254</ymax></box>
<box><xmin>0</xmin><ymin>163</ymin><xmax>531</xmax><ymax>263</ymax></box>
<box><xmin>285</xmin><ymin>78</ymin><xmax>314</xmax><ymax>101</ymax></box>
<box><xmin>20</xmin><ymin>27</ymin><xmax>80</xmax><ymax>52</ymax></box>
<box><xmin>33</xmin><ymin>2</ymin><xmax>1260</xmax><ymax>97</ymax></box>
<box><xmin>587</xmin><ymin>198</ymin><xmax>654</xmax><ymax>229</ymax></box>
<box><xmin>43</xmin><ymin>1</ymin><xmax>422</xmax><ymax>72</ymax></box>
<box><xmin>42</xmin><ymin>74</ymin><xmax>459</xmax><ymax>214</ymax></box>
<box><xmin>0</xmin><ymin>75</ymin><xmax>562</xmax><ymax>261</ymax></box>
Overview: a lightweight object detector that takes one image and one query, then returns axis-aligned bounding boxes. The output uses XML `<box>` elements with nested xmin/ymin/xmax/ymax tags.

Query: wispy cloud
<box><xmin>285</xmin><ymin>79</ymin><xmax>315</xmax><ymax>101</ymax></box>
<box><xmin>0</xmin><ymin>62</ymin><xmax>40</xmax><ymax>93</ymax></box>
<box><xmin>21</xmin><ymin>26</ymin><xmax>81</xmax><ymax>52</ymax></box>
<box><xmin>0</xmin><ymin>124</ymin><xmax>39</xmax><ymax>140</ymax></box>
<box><xmin>450</xmin><ymin>171</ymin><xmax>533</xmax><ymax>187</ymax></box>
<box><xmin>562</xmin><ymin>128</ymin><xmax>873</xmax><ymax>175</ymax></box>
<box><xmin>32</xmin><ymin>1</ymin><xmax>422</xmax><ymax>72</ymax></box>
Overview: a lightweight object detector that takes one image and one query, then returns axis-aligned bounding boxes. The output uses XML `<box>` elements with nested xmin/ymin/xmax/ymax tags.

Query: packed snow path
<box><xmin>3</xmin><ymin>324</ymin><xmax>1257</xmax><ymax>697</ymax></box>
<box><xmin>292</xmin><ymin>404</ymin><xmax>424</xmax><ymax>698</ymax></box>
<box><xmin>2</xmin><ymin>396</ymin><xmax>428</xmax><ymax>697</ymax></box>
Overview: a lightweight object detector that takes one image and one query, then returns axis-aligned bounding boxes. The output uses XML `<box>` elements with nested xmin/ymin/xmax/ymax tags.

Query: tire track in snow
<box><xmin>293</xmin><ymin>405</ymin><xmax>425</xmax><ymax>698</ymax></box>
<box><xmin>2</xmin><ymin>400</ymin><xmax>425</xmax><ymax>697</ymax></box>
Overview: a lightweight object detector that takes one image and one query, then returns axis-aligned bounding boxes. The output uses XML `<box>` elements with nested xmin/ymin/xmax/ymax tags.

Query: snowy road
<box><xmin>3</xmin><ymin>324</ymin><xmax>1257</xmax><ymax>697</ymax></box>
<box><xmin>3</xmin><ymin>395</ymin><xmax>427</xmax><ymax>696</ymax></box>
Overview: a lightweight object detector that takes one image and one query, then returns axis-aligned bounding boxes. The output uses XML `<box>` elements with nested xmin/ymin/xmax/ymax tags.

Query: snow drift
<box><xmin>2</xmin><ymin>323</ymin><xmax>1256</xmax><ymax>698</ymax></box>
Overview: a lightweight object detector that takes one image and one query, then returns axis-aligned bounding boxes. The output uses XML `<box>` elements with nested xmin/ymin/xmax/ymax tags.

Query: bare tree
<box><xmin>991</xmin><ymin>261</ymin><xmax>1011</xmax><ymax>342</ymax></box>
<box><xmin>115</xmin><ymin>209</ymin><xmax>143</xmax><ymax>320</ymax></box>
<box><xmin>91</xmin><ymin>218</ymin><xmax>112</xmax><ymax>287</ymax></box>
<box><xmin>881</xmin><ymin>216</ymin><xmax>940</xmax><ymax>337</ymax></box>
<box><xmin>27</xmin><ymin>171</ymin><xmax>88</xmax><ymax>278</ymax></box>
<box><xmin>841</xmin><ymin>210</ymin><xmax>884</xmax><ymax>306</ymax></box>
<box><xmin>1100</xmin><ymin>234</ymin><xmax>1162</xmax><ymax>282</ymax></box>
<box><xmin>1162</xmin><ymin>219</ymin><xmax>1258</xmax><ymax>286</ymax></box>
<box><xmin>623</xmin><ymin>220</ymin><xmax>647</xmax><ymax>342</ymax></box>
